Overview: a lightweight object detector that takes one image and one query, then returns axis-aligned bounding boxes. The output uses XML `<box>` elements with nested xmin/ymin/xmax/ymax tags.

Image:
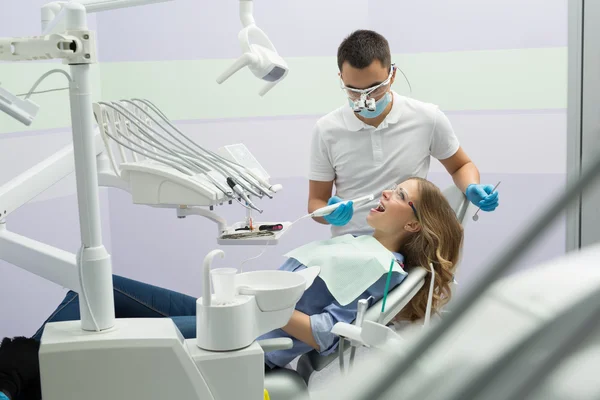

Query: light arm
<box><xmin>0</xmin><ymin>132</ymin><xmax>107</xmax><ymax>292</ymax></box>
<box><xmin>0</xmin><ymin>225</ymin><xmax>80</xmax><ymax>292</ymax></box>
<box><xmin>0</xmin><ymin>132</ymin><xmax>104</xmax><ymax>220</ymax></box>
<box><xmin>77</xmin><ymin>0</ymin><xmax>174</xmax><ymax>13</ymax></box>
<box><xmin>41</xmin><ymin>0</ymin><xmax>174</xmax><ymax>35</ymax></box>
<box><xmin>239</xmin><ymin>0</ymin><xmax>255</xmax><ymax>27</ymax></box>
<box><xmin>215</xmin><ymin>52</ymin><xmax>260</xmax><ymax>84</ymax></box>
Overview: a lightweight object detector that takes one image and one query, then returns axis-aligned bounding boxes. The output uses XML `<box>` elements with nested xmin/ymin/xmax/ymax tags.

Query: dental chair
<box><xmin>264</xmin><ymin>184</ymin><xmax>474</xmax><ymax>398</ymax></box>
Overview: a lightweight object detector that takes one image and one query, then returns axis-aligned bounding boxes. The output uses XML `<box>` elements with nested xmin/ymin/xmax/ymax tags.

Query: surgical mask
<box><xmin>348</xmin><ymin>91</ymin><xmax>392</xmax><ymax>119</ymax></box>
<box><xmin>341</xmin><ymin>64</ymin><xmax>395</xmax><ymax>118</ymax></box>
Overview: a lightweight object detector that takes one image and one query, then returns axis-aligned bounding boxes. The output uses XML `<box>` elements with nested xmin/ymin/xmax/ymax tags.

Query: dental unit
<box><xmin>0</xmin><ymin>1</ymin><xmax>305</xmax><ymax>399</ymax></box>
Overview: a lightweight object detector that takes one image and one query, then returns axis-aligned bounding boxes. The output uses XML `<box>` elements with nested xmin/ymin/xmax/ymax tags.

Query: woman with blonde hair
<box><xmin>391</xmin><ymin>177</ymin><xmax>464</xmax><ymax>322</ymax></box>
<box><xmin>0</xmin><ymin>177</ymin><xmax>463</xmax><ymax>400</ymax></box>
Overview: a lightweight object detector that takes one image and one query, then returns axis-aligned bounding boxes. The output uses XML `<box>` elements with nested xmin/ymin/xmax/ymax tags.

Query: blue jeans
<box><xmin>32</xmin><ymin>275</ymin><xmax>198</xmax><ymax>341</ymax></box>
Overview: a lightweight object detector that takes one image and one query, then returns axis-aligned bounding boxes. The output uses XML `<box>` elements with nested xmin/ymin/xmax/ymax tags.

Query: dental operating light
<box><xmin>216</xmin><ymin>0</ymin><xmax>289</xmax><ymax>96</ymax></box>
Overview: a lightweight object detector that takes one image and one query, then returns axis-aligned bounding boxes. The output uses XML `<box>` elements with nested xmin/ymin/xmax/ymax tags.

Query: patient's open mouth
<box><xmin>371</xmin><ymin>202</ymin><xmax>386</xmax><ymax>213</ymax></box>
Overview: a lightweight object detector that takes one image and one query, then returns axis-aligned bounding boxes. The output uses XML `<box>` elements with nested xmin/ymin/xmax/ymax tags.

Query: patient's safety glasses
<box><xmin>389</xmin><ymin>183</ymin><xmax>419</xmax><ymax>220</ymax></box>
<box><xmin>340</xmin><ymin>64</ymin><xmax>396</xmax><ymax>101</ymax></box>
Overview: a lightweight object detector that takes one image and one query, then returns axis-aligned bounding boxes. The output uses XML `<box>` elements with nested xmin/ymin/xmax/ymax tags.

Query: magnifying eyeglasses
<box><xmin>340</xmin><ymin>64</ymin><xmax>395</xmax><ymax>112</ymax></box>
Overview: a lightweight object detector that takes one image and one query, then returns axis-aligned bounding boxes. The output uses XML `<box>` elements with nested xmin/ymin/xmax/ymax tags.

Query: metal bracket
<box><xmin>176</xmin><ymin>206</ymin><xmax>228</xmax><ymax>235</ymax></box>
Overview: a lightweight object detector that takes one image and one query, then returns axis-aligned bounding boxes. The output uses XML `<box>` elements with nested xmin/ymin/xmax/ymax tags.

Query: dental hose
<box><xmin>349</xmin><ymin>343</ymin><xmax>357</xmax><ymax>367</ymax></box>
<box><xmin>239</xmin><ymin>194</ymin><xmax>376</xmax><ymax>270</ymax></box>
<box><xmin>239</xmin><ymin>214</ymin><xmax>311</xmax><ymax>272</ymax></box>
<box><xmin>339</xmin><ymin>339</ymin><xmax>346</xmax><ymax>374</ymax></box>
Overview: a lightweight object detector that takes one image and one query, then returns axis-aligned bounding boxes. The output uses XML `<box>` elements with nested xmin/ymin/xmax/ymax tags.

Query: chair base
<box><xmin>264</xmin><ymin>367</ymin><xmax>309</xmax><ymax>399</ymax></box>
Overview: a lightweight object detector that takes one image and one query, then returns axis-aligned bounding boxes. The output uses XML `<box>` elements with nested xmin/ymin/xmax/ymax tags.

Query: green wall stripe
<box><xmin>1</xmin><ymin>47</ymin><xmax>566</xmax><ymax>134</ymax></box>
<box><xmin>100</xmin><ymin>47</ymin><xmax>567</xmax><ymax>120</ymax></box>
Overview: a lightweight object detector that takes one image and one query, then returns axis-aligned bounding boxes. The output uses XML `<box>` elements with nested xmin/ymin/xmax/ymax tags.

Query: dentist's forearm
<box><xmin>451</xmin><ymin>162</ymin><xmax>480</xmax><ymax>193</ymax></box>
<box><xmin>281</xmin><ymin>310</ymin><xmax>320</xmax><ymax>350</ymax></box>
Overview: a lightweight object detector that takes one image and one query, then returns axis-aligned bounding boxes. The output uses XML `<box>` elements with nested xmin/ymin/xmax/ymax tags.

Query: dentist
<box><xmin>308</xmin><ymin>29</ymin><xmax>499</xmax><ymax>237</ymax></box>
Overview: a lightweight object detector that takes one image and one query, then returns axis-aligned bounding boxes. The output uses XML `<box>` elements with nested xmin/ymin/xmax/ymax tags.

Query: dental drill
<box><xmin>96</xmin><ymin>100</ymin><xmax>276</xmax><ymax>211</ymax></box>
<box><xmin>227</xmin><ymin>177</ymin><xmax>262</xmax><ymax>213</ymax></box>
<box><xmin>310</xmin><ymin>194</ymin><xmax>375</xmax><ymax>218</ymax></box>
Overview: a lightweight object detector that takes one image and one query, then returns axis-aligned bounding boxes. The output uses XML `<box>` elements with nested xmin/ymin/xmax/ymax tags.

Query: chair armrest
<box><xmin>331</xmin><ymin>322</ymin><xmax>363</xmax><ymax>345</ymax></box>
<box><xmin>364</xmin><ymin>266</ymin><xmax>427</xmax><ymax>325</ymax></box>
<box><xmin>299</xmin><ymin>266</ymin><xmax>428</xmax><ymax>374</ymax></box>
<box><xmin>257</xmin><ymin>338</ymin><xmax>293</xmax><ymax>352</ymax></box>
<box><xmin>305</xmin><ymin>343</ymin><xmax>352</xmax><ymax>372</ymax></box>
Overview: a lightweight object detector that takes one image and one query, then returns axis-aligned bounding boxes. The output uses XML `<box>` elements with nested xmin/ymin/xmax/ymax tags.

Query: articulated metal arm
<box><xmin>0</xmin><ymin>32</ymin><xmax>96</xmax><ymax>64</ymax></box>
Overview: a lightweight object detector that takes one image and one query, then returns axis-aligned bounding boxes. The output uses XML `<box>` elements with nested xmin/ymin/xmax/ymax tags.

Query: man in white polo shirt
<box><xmin>308</xmin><ymin>30</ymin><xmax>499</xmax><ymax>237</ymax></box>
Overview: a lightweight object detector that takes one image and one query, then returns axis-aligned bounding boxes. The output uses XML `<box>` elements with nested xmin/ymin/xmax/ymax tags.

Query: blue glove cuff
<box><xmin>0</xmin><ymin>391</ymin><xmax>11</xmax><ymax>400</ymax></box>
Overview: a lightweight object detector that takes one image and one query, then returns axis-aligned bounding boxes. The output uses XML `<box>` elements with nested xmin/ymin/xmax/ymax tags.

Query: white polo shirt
<box><xmin>309</xmin><ymin>91</ymin><xmax>460</xmax><ymax>237</ymax></box>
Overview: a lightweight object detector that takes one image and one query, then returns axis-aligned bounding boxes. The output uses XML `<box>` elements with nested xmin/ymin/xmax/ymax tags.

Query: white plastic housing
<box><xmin>331</xmin><ymin>320</ymin><xmax>404</xmax><ymax>350</ymax></box>
<box><xmin>217</xmin><ymin>143</ymin><xmax>270</xmax><ymax>181</ymax></box>
<box><xmin>186</xmin><ymin>340</ymin><xmax>265</xmax><ymax>400</ymax></box>
<box><xmin>196</xmin><ymin>270</ymin><xmax>306</xmax><ymax>351</ymax></box>
<box><xmin>216</xmin><ymin>24</ymin><xmax>288</xmax><ymax>96</ymax></box>
<box><xmin>331</xmin><ymin>323</ymin><xmax>363</xmax><ymax>344</ymax></box>
<box><xmin>236</xmin><ymin>270</ymin><xmax>307</xmax><ymax>312</ymax></box>
<box><xmin>0</xmin><ymin>86</ymin><xmax>39</xmax><ymax>126</ymax></box>
<box><xmin>39</xmin><ymin>319</ymin><xmax>215</xmax><ymax>400</ymax></box>
<box><xmin>119</xmin><ymin>161</ymin><xmax>228</xmax><ymax>206</ymax></box>
<box><xmin>196</xmin><ymin>296</ymin><xmax>295</xmax><ymax>351</ymax></box>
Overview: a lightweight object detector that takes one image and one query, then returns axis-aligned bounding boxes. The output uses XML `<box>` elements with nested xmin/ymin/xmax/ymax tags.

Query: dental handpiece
<box><xmin>349</xmin><ymin>298</ymin><xmax>370</xmax><ymax>367</ymax></box>
<box><xmin>355</xmin><ymin>298</ymin><xmax>369</xmax><ymax>328</ymax></box>
<box><xmin>227</xmin><ymin>177</ymin><xmax>263</xmax><ymax>213</ymax></box>
<box><xmin>311</xmin><ymin>194</ymin><xmax>375</xmax><ymax>218</ymax></box>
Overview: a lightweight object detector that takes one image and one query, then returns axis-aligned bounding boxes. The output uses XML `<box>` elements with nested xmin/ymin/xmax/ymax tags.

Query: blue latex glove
<box><xmin>323</xmin><ymin>196</ymin><xmax>354</xmax><ymax>226</ymax></box>
<box><xmin>0</xmin><ymin>392</ymin><xmax>9</xmax><ymax>400</ymax></box>
<box><xmin>466</xmin><ymin>184</ymin><xmax>499</xmax><ymax>212</ymax></box>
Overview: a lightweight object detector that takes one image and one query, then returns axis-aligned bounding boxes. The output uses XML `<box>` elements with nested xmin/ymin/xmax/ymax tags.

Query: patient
<box><xmin>0</xmin><ymin>177</ymin><xmax>463</xmax><ymax>400</ymax></box>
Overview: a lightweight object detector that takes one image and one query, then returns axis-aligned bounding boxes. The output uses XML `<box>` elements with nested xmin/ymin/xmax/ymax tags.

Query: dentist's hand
<box><xmin>466</xmin><ymin>184</ymin><xmax>499</xmax><ymax>211</ymax></box>
<box><xmin>323</xmin><ymin>196</ymin><xmax>354</xmax><ymax>226</ymax></box>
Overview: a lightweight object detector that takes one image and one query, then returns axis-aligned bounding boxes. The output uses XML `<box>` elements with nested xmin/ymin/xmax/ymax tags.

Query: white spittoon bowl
<box><xmin>235</xmin><ymin>270</ymin><xmax>306</xmax><ymax>312</ymax></box>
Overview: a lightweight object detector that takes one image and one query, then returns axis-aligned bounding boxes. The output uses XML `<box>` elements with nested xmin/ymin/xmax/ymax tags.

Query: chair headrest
<box><xmin>442</xmin><ymin>185</ymin><xmax>474</xmax><ymax>225</ymax></box>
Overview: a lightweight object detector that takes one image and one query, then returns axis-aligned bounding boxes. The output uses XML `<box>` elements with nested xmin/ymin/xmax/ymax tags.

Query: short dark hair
<box><xmin>337</xmin><ymin>30</ymin><xmax>391</xmax><ymax>71</ymax></box>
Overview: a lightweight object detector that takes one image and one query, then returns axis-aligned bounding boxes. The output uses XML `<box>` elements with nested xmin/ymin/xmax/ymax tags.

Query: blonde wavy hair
<box><xmin>394</xmin><ymin>177</ymin><xmax>464</xmax><ymax>322</ymax></box>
